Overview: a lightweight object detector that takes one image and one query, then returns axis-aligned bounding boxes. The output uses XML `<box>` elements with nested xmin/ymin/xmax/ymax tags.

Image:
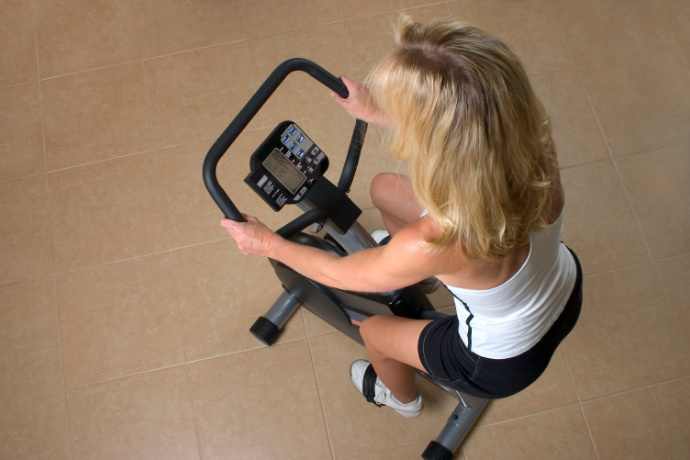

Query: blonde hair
<box><xmin>366</xmin><ymin>17</ymin><xmax>558</xmax><ymax>262</ymax></box>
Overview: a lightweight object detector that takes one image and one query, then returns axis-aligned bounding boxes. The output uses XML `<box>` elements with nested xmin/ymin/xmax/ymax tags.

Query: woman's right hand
<box><xmin>332</xmin><ymin>75</ymin><xmax>391</xmax><ymax>127</ymax></box>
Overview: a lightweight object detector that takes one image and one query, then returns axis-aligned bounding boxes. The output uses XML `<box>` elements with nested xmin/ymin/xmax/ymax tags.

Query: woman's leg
<box><xmin>370</xmin><ymin>173</ymin><xmax>424</xmax><ymax>236</ymax></box>
<box><xmin>359</xmin><ymin>315</ymin><xmax>432</xmax><ymax>403</ymax></box>
<box><xmin>364</xmin><ymin>175</ymin><xmax>430</xmax><ymax>402</ymax></box>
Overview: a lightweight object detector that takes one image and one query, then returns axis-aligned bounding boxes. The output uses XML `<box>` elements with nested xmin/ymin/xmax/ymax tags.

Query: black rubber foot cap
<box><xmin>422</xmin><ymin>441</ymin><xmax>453</xmax><ymax>460</ymax></box>
<box><xmin>250</xmin><ymin>317</ymin><xmax>280</xmax><ymax>346</ymax></box>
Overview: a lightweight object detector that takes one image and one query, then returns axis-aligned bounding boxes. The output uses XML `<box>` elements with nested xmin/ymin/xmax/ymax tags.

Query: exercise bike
<box><xmin>203</xmin><ymin>58</ymin><xmax>488</xmax><ymax>460</ymax></box>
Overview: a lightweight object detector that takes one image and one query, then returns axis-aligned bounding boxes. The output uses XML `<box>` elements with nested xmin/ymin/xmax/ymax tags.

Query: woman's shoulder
<box><xmin>390</xmin><ymin>216</ymin><xmax>467</xmax><ymax>275</ymax></box>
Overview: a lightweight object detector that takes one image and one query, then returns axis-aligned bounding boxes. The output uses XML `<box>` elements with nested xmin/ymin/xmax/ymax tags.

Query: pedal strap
<box><xmin>362</xmin><ymin>364</ymin><xmax>382</xmax><ymax>407</ymax></box>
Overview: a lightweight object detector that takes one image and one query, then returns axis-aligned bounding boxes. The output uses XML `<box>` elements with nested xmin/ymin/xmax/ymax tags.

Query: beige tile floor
<box><xmin>1</xmin><ymin>0</ymin><xmax>689</xmax><ymax>458</ymax></box>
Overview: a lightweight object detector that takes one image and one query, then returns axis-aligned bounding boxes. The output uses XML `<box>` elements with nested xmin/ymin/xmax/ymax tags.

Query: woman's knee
<box><xmin>359</xmin><ymin>315</ymin><xmax>391</xmax><ymax>350</ymax></box>
<box><xmin>370</xmin><ymin>174</ymin><xmax>421</xmax><ymax>222</ymax></box>
<box><xmin>370</xmin><ymin>173</ymin><xmax>401</xmax><ymax>209</ymax></box>
<box><xmin>359</xmin><ymin>315</ymin><xmax>379</xmax><ymax>344</ymax></box>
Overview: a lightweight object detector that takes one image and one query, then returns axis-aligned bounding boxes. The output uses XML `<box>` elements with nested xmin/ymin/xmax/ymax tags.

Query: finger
<box><xmin>340</xmin><ymin>75</ymin><xmax>355</xmax><ymax>87</ymax></box>
<box><xmin>220</xmin><ymin>218</ymin><xmax>237</xmax><ymax>229</ymax></box>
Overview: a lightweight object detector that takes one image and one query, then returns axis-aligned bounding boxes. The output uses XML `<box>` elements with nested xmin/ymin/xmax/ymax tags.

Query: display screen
<box><xmin>263</xmin><ymin>149</ymin><xmax>306</xmax><ymax>194</ymax></box>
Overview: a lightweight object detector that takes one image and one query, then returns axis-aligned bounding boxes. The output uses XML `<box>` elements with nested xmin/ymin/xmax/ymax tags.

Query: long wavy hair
<box><xmin>366</xmin><ymin>17</ymin><xmax>558</xmax><ymax>262</ymax></box>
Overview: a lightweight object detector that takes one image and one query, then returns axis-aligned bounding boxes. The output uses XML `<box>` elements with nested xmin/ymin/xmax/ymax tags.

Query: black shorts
<box><xmin>418</xmin><ymin>249</ymin><xmax>583</xmax><ymax>399</ymax></box>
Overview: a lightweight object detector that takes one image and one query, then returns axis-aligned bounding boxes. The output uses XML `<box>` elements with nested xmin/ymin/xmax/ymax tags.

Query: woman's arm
<box><xmin>221</xmin><ymin>216</ymin><xmax>439</xmax><ymax>292</ymax></box>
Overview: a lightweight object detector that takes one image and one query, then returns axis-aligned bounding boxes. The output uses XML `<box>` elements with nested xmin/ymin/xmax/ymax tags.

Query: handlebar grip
<box><xmin>203</xmin><ymin>59</ymin><xmax>348</xmax><ymax>221</ymax></box>
<box><xmin>338</xmin><ymin>119</ymin><xmax>368</xmax><ymax>192</ymax></box>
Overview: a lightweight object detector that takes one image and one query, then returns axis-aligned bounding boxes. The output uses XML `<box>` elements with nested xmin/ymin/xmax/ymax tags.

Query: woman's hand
<box><xmin>221</xmin><ymin>215</ymin><xmax>276</xmax><ymax>257</ymax></box>
<box><xmin>332</xmin><ymin>75</ymin><xmax>391</xmax><ymax>127</ymax></box>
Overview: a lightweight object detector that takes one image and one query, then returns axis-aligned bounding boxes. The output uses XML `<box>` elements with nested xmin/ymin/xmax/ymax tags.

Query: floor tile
<box><xmin>145</xmin><ymin>42</ymin><xmax>256</xmax><ymax>149</ymax></box>
<box><xmin>170</xmin><ymin>239</ymin><xmax>305</xmax><ymax>361</ymax></box>
<box><xmin>301</xmin><ymin>307</ymin><xmax>338</xmax><ymax>337</ymax></box>
<box><xmin>0</xmin><ymin>0</ymin><xmax>38</xmax><ymax>87</ymax></box>
<box><xmin>582</xmin><ymin>378</ymin><xmax>690</xmax><ymax>460</ymax></box>
<box><xmin>48</xmin><ymin>153</ymin><xmax>168</xmax><ymax>273</ymax></box>
<box><xmin>676</xmin><ymin>51</ymin><xmax>690</xmax><ymax>82</ymax></box>
<box><xmin>659</xmin><ymin>0</ymin><xmax>690</xmax><ymax>46</ymax></box>
<box><xmin>35</xmin><ymin>0</ymin><xmax>141</xmax><ymax>78</ymax></box>
<box><xmin>345</xmin><ymin>13</ymin><xmax>395</xmax><ymax>80</ymax></box>
<box><xmin>346</xmin><ymin>4</ymin><xmax>452</xmax><ymax>81</ymax></box>
<box><xmin>156</xmin><ymin>130</ymin><xmax>284</xmax><ymax>250</ymax></box>
<box><xmin>57</xmin><ymin>254</ymin><xmax>185</xmax><ymax>387</ymax></box>
<box><xmin>349</xmin><ymin>441</ymin><xmax>435</xmax><ymax>460</ymax></box>
<box><xmin>476</xmin><ymin>349</ymin><xmax>578</xmax><ymax>426</ymax></box>
<box><xmin>66</xmin><ymin>366</ymin><xmax>199</xmax><ymax>460</ymax></box>
<box><xmin>463</xmin><ymin>405</ymin><xmax>595</xmax><ymax>459</ymax></box>
<box><xmin>309</xmin><ymin>332</ymin><xmax>459</xmax><ymax>459</ymax></box>
<box><xmin>530</xmin><ymin>69</ymin><xmax>609</xmax><ymax>168</ymax></box>
<box><xmin>342</xmin><ymin>0</ymin><xmax>445</xmax><ymax>19</ymax></box>
<box><xmin>238</xmin><ymin>0</ymin><xmax>345</xmax><ymax>40</ymax></box>
<box><xmin>0</xmin><ymin>278</ymin><xmax>63</xmax><ymax>403</ymax></box>
<box><xmin>1</xmin><ymin>3</ymin><xmax>688</xmax><ymax>459</ymax></box>
<box><xmin>551</xmin><ymin>0</ymin><xmax>675</xmax><ymax>65</ymax></box>
<box><xmin>616</xmin><ymin>143</ymin><xmax>690</xmax><ymax>259</ymax></box>
<box><xmin>578</xmin><ymin>48</ymin><xmax>690</xmax><ymax>158</ymax></box>
<box><xmin>447</xmin><ymin>0</ymin><xmax>573</xmax><ymax>76</ymax></box>
<box><xmin>187</xmin><ymin>341</ymin><xmax>331</xmax><ymax>459</ymax></box>
<box><xmin>0</xmin><ymin>83</ymin><xmax>44</xmax><ymax>182</ymax></box>
<box><xmin>0</xmin><ymin>175</ymin><xmax>53</xmax><ymax>285</ymax></box>
<box><xmin>342</xmin><ymin>0</ymin><xmax>392</xmax><ymax>19</ymax></box>
<box><xmin>247</xmin><ymin>22</ymin><xmax>359</xmax><ymax>127</ymax></box>
<box><xmin>135</xmin><ymin>0</ymin><xmax>243</xmax><ymax>58</ymax></box>
<box><xmin>41</xmin><ymin>63</ymin><xmax>154</xmax><ymax>171</ymax></box>
<box><xmin>0</xmin><ymin>392</ymin><xmax>70</xmax><ymax>460</ymax></box>
<box><xmin>654</xmin><ymin>252</ymin><xmax>690</xmax><ymax>350</ymax></box>
<box><xmin>562</xmin><ymin>264</ymin><xmax>690</xmax><ymax>401</ymax></box>
<box><xmin>560</xmin><ymin>160</ymin><xmax>648</xmax><ymax>275</ymax></box>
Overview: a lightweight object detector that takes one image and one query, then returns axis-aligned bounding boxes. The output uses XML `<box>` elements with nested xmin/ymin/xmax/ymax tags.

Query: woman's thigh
<box><xmin>360</xmin><ymin>315</ymin><xmax>432</xmax><ymax>372</ymax></box>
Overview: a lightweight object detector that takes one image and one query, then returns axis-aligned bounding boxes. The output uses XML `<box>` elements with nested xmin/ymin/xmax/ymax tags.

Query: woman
<box><xmin>222</xmin><ymin>17</ymin><xmax>582</xmax><ymax>418</ymax></box>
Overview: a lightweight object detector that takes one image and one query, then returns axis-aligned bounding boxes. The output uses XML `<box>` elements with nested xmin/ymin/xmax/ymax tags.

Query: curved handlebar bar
<box><xmin>203</xmin><ymin>58</ymin><xmax>350</xmax><ymax>222</ymax></box>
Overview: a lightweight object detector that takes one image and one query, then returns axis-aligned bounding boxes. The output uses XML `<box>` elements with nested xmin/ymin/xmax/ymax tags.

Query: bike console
<box><xmin>245</xmin><ymin>121</ymin><xmax>329</xmax><ymax>212</ymax></box>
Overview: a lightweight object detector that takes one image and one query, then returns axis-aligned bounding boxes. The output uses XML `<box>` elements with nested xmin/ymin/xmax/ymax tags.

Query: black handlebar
<box><xmin>203</xmin><ymin>58</ymin><xmax>351</xmax><ymax>222</ymax></box>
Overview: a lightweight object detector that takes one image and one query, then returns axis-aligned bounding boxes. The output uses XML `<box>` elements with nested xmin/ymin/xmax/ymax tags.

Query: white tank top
<box><xmin>445</xmin><ymin>210</ymin><xmax>576</xmax><ymax>359</ymax></box>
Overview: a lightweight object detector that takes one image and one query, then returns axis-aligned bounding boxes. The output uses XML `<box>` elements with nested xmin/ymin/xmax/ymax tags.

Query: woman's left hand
<box><xmin>221</xmin><ymin>215</ymin><xmax>276</xmax><ymax>257</ymax></box>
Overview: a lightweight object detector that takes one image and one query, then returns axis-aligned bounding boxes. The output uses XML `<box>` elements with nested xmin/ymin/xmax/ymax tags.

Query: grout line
<box><xmin>31</xmin><ymin>0</ymin><xmax>74</xmax><ymax>453</ymax></box>
<box><xmin>305</xmin><ymin>335</ymin><xmax>338</xmax><ymax>460</ymax></box>
<box><xmin>572</xmin><ymin>70</ymin><xmax>614</xmax><ymax>162</ymax></box>
<box><xmin>61</xmin><ymin>362</ymin><xmax>188</xmax><ymax>392</ymax></box>
<box><xmin>49</xmin><ymin>249</ymin><xmax>171</xmax><ymax>278</ymax></box>
<box><xmin>607</xmin><ymin>157</ymin><xmax>654</xmax><ymax>262</ymax></box>
<box><xmin>475</xmin><ymin>402</ymin><xmax>583</xmax><ymax>429</ymax></box>
<box><xmin>577</xmin><ymin>402</ymin><xmax>601</xmax><ymax>460</ymax></box>
<box><xmin>40</xmin><ymin>149</ymin><xmax>159</xmax><ymax>178</ymax></box>
<box><xmin>571</xmin><ymin>65</ymin><xmax>655</xmax><ymax>263</ymax></box>
<box><xmin>560</xmin><ymin>344</ymin><xmax>600</xmax><ymax>458</ymax></box>
<box><xmin>574</xmin><ymin>376</ymin><xmax>690</xmax><ymax>410</ymax></box>
<box><xmin>560</xmin><ymin>347</ymin><xmax>583</xmax><ymax>404</ymax></box>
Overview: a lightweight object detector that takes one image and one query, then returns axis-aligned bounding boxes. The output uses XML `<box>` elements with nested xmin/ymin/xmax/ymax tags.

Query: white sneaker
<box><xmin>371</xmin><ymin>230</ymin><xmax>390</xmax><ymax>245</ymax></box>
<box><xmin>350</xmin><ymin>360</ymin><xmax>423</xmax><ymax>418</ymax></box>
